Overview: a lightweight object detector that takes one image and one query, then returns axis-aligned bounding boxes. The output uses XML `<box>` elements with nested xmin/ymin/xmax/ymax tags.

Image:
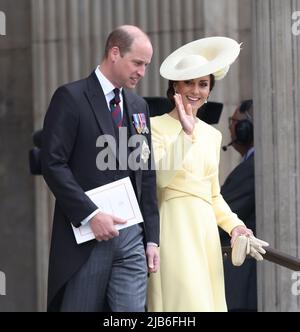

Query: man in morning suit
<box><xmin>41</xmin><ymin>25</ymin><xmax>160</xmax><ymax>312</ymax></box>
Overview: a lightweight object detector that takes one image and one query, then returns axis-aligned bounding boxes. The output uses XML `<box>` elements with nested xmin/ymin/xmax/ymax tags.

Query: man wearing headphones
<box><xmin>219</xmin><ymin>100</ymin><xmax>256</xmax><ymax>311</ymax></box>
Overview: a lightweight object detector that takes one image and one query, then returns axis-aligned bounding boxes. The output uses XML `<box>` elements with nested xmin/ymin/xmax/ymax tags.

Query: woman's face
<box><xmin>174</xmin><ymin>75</ymin><xmax>211</xmax><ymax>112</ymax></box>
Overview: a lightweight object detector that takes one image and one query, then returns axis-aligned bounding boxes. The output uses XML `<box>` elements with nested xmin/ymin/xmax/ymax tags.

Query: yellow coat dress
<box><xmin>147</xmin><ymin>114</ymin><xmax>245</xmax><ymax>312</ymax></box>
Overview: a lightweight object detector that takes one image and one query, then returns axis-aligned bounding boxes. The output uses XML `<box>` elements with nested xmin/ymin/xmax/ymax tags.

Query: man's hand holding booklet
<box><xmin>72</xmin><ymin>177</ymin><xmax>143</xmax><ymax>244</ymax></box>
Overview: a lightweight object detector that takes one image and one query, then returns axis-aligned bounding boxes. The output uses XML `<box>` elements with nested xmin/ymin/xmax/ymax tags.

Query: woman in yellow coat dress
<box><xmin>147</xmin><ymin>37</ymin><xmax>255</xmax><ymax>312</ymax></box>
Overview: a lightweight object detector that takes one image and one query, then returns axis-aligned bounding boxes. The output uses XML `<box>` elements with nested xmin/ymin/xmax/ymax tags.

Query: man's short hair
<box><xmin>104</xmin><ymin>27</ymin><xmax>134</xmax><ymax>58</ymax></box>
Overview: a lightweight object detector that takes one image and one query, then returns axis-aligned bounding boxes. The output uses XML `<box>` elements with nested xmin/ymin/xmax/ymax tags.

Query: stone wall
<box><xmin>253</xmin><ymin>0</ymin><xmax>300</xmax><ymax>312</ymax></box>
<box><xmin>0</xmin><ymin>0</ymin><xmax>36</xmax><ymax>311</ymax></box>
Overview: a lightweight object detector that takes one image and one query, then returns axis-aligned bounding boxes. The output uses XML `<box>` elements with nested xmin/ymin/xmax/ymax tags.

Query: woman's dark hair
<box><xmin>166</xmin><ymin>74</ymin><xmax>215</xmax><ymax>107</ymax></box>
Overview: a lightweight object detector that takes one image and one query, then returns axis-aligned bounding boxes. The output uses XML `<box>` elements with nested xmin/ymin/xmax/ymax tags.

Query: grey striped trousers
<box><xmin>60</xmin><ymin>224</ymin><xmax>147</xmax><ymax>312</ymax></box>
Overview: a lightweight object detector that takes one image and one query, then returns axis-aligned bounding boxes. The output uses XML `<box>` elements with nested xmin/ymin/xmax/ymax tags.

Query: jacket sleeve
<box><xmin>41</xmin><ymin>86</ymin><xmax>98</xmax><ymax>227</ymax></box>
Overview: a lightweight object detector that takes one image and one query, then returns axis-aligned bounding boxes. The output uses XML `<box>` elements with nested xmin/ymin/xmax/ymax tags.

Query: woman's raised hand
<box><xmin>174</xmin><ymin>93</ymin><xmax>195</xmax><ymax>135</ymax></box>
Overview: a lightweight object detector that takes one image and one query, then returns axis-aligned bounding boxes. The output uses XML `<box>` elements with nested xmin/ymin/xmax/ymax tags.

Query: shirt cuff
<box><xmin>81</xmin><ymin>208</ymin><xmax>101</xmax><ymax>226</ymax></box>
<box><xmin>147</xmin><ymin>242</ymin><xmax>158</xmax><ymax>247</ymax></box>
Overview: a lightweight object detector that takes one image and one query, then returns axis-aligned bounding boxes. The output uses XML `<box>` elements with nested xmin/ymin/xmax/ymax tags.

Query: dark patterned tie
<box><xmin>110</xmin><ymin>88</ymin><xmax>123</xmax><ymax>128</ymax></box>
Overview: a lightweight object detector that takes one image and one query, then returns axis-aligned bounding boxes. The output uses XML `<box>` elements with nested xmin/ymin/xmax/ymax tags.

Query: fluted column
<box><xmin>253</xmin><ymin>0</ymin><xmax>300</xmax><ymax>312</ymax></box>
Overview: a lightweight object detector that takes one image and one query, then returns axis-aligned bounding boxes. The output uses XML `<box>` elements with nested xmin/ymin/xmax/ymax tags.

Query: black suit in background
<box><xmin>41</xmin><ymin>72</ymin><xmax>159</xmax><ymax>311</ymax></box>
<box><xmin>219</xmin><ymin>153</ymin><xmax>257</xmax><ymax>311</ymax></box>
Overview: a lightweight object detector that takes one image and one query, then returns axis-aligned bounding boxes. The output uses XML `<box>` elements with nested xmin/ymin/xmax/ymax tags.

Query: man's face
<box><xmin>112</xmin><ymin>38</ymin><xmax>153</xmax><ymax>89</ymax></box>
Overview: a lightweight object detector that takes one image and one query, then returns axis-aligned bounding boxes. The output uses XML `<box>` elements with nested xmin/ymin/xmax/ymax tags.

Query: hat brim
<box><xmin>160</xmin><ymin>36</ymin><xmax>241</xmax><ymax>81</ymax></box>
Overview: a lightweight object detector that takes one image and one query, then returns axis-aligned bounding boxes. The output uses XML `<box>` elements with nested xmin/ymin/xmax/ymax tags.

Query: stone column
<box><xmin>0</xmin><ymin>0</ymin><xmax>37</xmax><ymax>311</ymax></box>
<box><xmin>253</xmin><ymin>0</ymin><xmax>300</xmax><ymax>311</ymax></box>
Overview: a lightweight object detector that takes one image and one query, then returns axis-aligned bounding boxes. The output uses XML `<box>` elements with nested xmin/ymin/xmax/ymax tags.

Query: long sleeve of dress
<box><xmin>211</xmin><ymin>130</ymin><xmax>245</xmax><ymax>234</ymax></box>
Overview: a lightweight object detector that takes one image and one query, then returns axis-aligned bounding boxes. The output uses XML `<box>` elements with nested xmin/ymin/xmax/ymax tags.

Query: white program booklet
<box><xmin>72</xmin><ymin>177</ymin><xmax>143</xmax><ymax>244</ymax></box>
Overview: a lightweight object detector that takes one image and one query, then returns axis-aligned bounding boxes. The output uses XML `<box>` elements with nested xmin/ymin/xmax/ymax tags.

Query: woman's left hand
<box><xmin>230</xmin><ymin>225</ymin><xmax>253</xmax><ymax>247</ymax></box>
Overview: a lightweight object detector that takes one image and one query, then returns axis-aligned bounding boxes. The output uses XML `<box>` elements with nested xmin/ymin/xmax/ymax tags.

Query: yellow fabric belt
<box><xmin>160</xmin><ymin>180</ymin><xmax>212</xmax><ymax>205</ymax></box>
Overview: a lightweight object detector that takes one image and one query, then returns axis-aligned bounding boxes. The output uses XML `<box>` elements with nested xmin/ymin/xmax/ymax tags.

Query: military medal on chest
<box><xmin>133</xmin><ymin>113</ymin><xmax>149</xmax><ymax>134</ymax></box>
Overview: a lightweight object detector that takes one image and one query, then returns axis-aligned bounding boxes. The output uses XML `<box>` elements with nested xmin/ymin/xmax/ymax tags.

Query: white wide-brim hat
<box><xmin>160</xmin><ymin>36</ymin><xmax>241</xmax><ymax>81</ymax></box>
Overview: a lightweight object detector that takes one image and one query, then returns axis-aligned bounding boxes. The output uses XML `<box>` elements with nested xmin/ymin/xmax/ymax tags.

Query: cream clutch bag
<box><xmin>231</xmin><ymin>235</ymin><xmax>248</xmax><ymax>266</ymax></box>
<box><xmin>231</xmin><ymin>235</ymin><xmax>269</xmax><ymax>266</ymax></box>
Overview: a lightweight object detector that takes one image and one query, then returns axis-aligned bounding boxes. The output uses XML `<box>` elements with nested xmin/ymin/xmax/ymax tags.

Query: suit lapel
<box><xmin>84</xmin><ymin>72</ymin><xmax>119</xmax><ymax>162</ymax></box>
<box><xmin>123</xmin><ymin>89</ymin><xmax>143</xmax><ymax>200</ymax></box>
<box><xmin>84</xmin><ymin>72</ymin><xmax>116</xmax><ymax>138</ymax></box>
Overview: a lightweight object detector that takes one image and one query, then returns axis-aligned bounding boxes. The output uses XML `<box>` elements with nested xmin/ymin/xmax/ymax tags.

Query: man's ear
<box><xmin>110</xmin><ymin>46</ymin><xmax>120</xmax><ymax>62</ymax></box>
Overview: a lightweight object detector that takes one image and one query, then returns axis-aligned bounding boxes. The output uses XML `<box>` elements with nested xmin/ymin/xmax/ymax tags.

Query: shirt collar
<box><xmin>243</xmin><ymin>147</ymin><xmax>255</xmax><ymax>161</ymax></box>
<box><xmin>94</xmin><ymin>66</ymin><xmax>123</xmax><ymax>97</ymax></box>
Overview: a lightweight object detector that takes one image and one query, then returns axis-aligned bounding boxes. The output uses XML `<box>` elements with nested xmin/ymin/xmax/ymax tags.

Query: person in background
<box><xmin>41</xmin><ymin>25</ymin><xmax>160</xmax><ymax>312</ymax></box>
<box><xmin>220</xmin><ymin>99</ymin><xmax>257</xmax><ymax>311</ymax></box>
<box><xmin>147</xmin><ymin>38</ymin><xmax>265</xmax><ymax>312</ymax></box>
